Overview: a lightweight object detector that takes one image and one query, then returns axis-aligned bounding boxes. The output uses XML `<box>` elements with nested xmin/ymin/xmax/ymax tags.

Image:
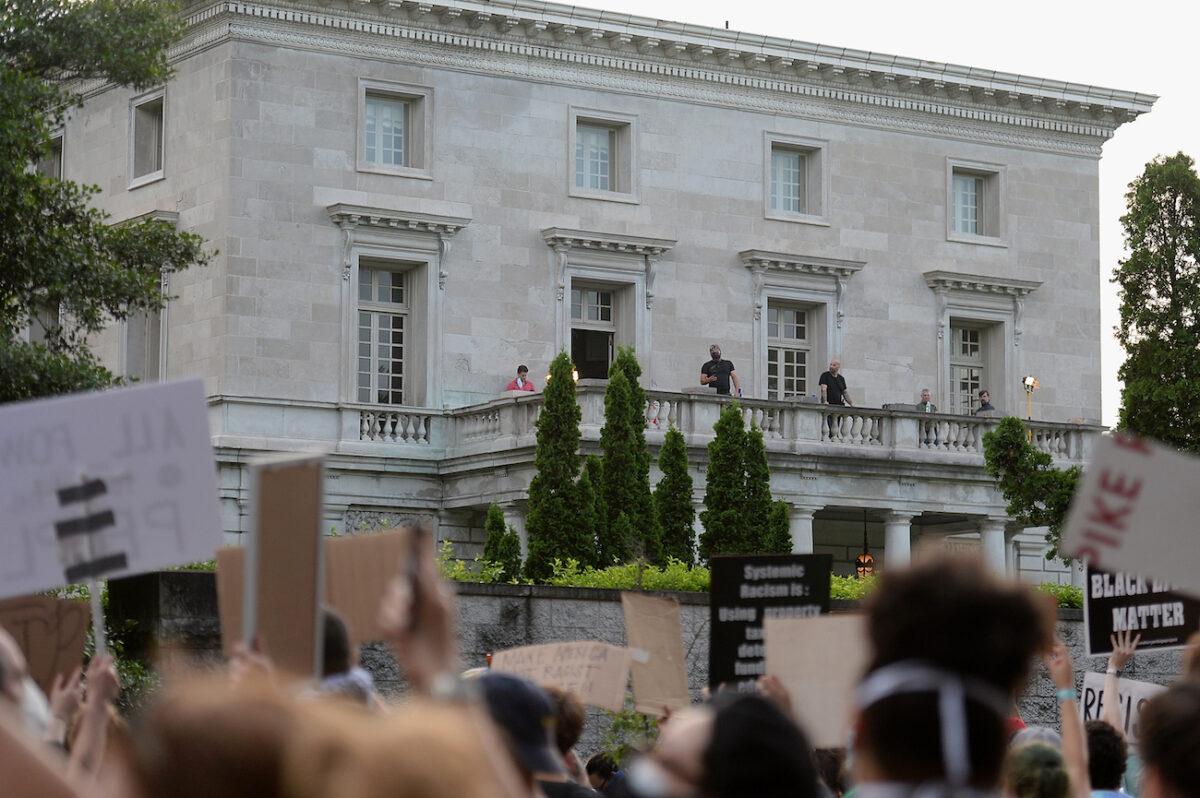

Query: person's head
<box><xmin>1138</xmin><ymin>681</ymin><xmax>1200</xmax><ymax>798</ymax></box>
<box><xmin>517</xmin><ymin>365</ymin><xmax>528</xmax><ymax>379</ymax></box>
<box><xmin>631</xmin><ymin>693</ymin><xmax>820</xmax><ymax>798</ymax></box>
<box><xmin>979</xmin><ymin>389</ymin><xmax>991</xmax><ymax>404</ymax></box>
<box><xmin>321</xmin><ymin>607</ymin><xmax>352</xmax><ymax>678</ymax></box>
<box><xmin>587</xmin><ymin>752</ymin><xmax>619</xmax><ymax>790</ymax></box>
<box><xmin>814</xmin><ymin>748</ymin><xmax>847</xmax><ymax>796</ymax></box>
<box><xmin>709</xmin><ymin>344</ymin><xmax>721</xmax><ymax>361</ymax></box>
<box><xmin>476</xmin><ymin>672</ymin><xmax>563</xmax><ymax>783</ymax></box>
<box><xmin>829</xmin><ymin>359</ymin><xmax>841</xmax><ymax>374</ymax></box>
<box><xmin>920</xmin><ymin>388</ymin><xmax>932</xmax><ymax>403</ymax></box>
<box><xmin>542</xmin><ymin>685</ymin><xmax>584</xmax><ymax>756</ymax></box>
<box><xmin>1084</xmin><ymin>720</ymin><xmax>1126</xmax><ymax>790</ymax></box>
<box><xmin>855</xmin><ymin>555</ymin><xmax>1053</xmax><ymax>791</ymax></box>
<box><xmin>1003</xmin><ymin>743</ymin><xmax>1069</xmax><ymax>798</ymax></box>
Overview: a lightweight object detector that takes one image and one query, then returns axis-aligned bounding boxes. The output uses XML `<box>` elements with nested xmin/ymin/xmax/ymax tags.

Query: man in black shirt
<box><xmin>700</xmin><ymin>344</ymin><xmax>741</xmax><ymax>397</ymax></box>
<box><xmin>818</xmin><ymin>359</ymin><xmax>852</xmax><ymax>406</ymax></box>
<box><xmin>974</xmin><ymin>389</ymin><xmax>996</xmax><ymax>414</ymax></box>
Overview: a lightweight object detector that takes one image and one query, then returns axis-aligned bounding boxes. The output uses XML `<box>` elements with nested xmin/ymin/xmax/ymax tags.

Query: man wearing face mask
<box><xmin>700</xmin><ymin>345</ymin><xmax>741</xmax><ymax>397</ymax></box>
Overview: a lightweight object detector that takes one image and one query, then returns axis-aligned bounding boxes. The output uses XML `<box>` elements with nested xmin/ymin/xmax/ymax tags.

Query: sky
<box><xmin>589</xmin><ymin>0</ymin><xmax>1198</xmax><ymax>426</ymax></box>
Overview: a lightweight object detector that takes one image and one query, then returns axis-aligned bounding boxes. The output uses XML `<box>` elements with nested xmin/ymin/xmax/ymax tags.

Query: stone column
<box><xmin>502</xmin><ymin>502</ymin><xmax>528</xmax><ymax>560</ymax></box>
<box><xmin>1004</xmin><ymin>523</ymin><xmax>1023</xmax><ymax>577</ymax></box>
<box><xmin>978</xmin><ymin>516</ymin><xmax>1008</xmax><ymax>575</ymax></box>
<box><xmin>883</xmin><ymin>511</ymin><xmax>915</xmax><ymax>568</ymax></box>
<box><xmin>692</xmin><ymin>501</ymin><xmax>705</xmax><ymax>559</ymax></box>
<box><xmin>788</xmin><ymin>504</ymin><xmax>821</xmax><ymax>554</ymax></box>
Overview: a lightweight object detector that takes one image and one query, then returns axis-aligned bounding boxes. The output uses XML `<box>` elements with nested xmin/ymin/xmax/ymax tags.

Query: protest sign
<box><xmin>490</xmin><ymin>641</ymin><xmax>632</xmax><ymax>712</ymax></box>
<box><xmin>0</xmin><ymin>596</ymin><xmax>89</xmax><ymax>692</ymax></box>
<box><xmin>1080</xmin><ymin>671</ymin><xmax>1166</xmax><ymax>740</ymax></box>
<box><xmin>1060</xmin><ymin>434</ymin><xmax>1200</xmax><ymax>596</ymax></box>
<box><xmin>0</xmin><ymin>379</ymin><xmax>223</xmax><ymax>600</ymax></box>
<box><xmin>764</xmin><ymin>614</ymin><xmax>869</xmax><ymax>748</ymax></box>
<box><xmin>1084</xmin><ymin>566</ymin><xmax>1200</xmax><ymax>655</ymax></box>
<box><xmin>620</xmin><ymin>592</ymin><xmax>690</xmax><ymax>714</ymax></box>
<box><xmin>708</xmin><ymin>554</ymin><xmax>832</xmax><ymax>691</ymax></box>
<box><xmin>243</xmin><ymin>454</ymin><xmax>324</xmax><ymax>677</ymax></box>
<box><xmin>215</xmin><ymin>546</ymin><xmax>246</xmax><ymax>656</ymax></box>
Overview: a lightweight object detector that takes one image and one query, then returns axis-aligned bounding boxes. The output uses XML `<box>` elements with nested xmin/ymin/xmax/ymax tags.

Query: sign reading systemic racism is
<box><xmin>1084</xmin><ymin>566</ymin><xmax>1200</xmax><ymax>655</ymax></box>
<box><xmin>708</xmin><ymin>554</ymin><xmax>832</xmax><ymax>691</ymax></box>
<box><xmin>1080</xmin><ymin>671</ymin><xmax>1166</xmax><ymax>741</ymax></box>
<box><xmin>0</xmin><ymin>379</ymin><xmax>223</xmax><ymax>600</ymax></box>
<box><xmin>1060</xmin><ymin>434</ymin><xmax>1200</xmax><ymax>597</ymax></box>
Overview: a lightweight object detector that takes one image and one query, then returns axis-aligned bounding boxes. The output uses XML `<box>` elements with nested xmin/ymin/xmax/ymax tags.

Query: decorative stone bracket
<box><xmin>327</xmin><ymin>203</ymin><xmax>470</xmax><ymax>288</ymax></box>
<box><xmin>541</xmin><ymin>228</ymin><xmax>676</xmax><ymax>309</ymax></box>
<box><xmin>738</xmin><ymin>249</ymin><xmax>865</xmax><ymax>327</ymax></box>
<box><xmin>922</xmin><ymin>270</ymin><xmax>1041</xmax><ymax>346</ymax></box>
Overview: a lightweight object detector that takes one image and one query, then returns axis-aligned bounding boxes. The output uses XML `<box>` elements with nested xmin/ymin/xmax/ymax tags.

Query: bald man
<box><xmin>818</xmin><ymin>359</ymin><xmax>852</xmax><ymax>406</ymax></box>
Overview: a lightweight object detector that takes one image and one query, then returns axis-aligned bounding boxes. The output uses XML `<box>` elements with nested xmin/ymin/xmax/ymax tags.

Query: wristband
<box><xmin>1055</xmin><ymin>688</ymin><xmax>1076</xmax><ymax>703</ymax></box>
<box><xmin>1106</xmin><ymin>668</ymin><xmax>1118</xmax><ymax>675</ymax></box>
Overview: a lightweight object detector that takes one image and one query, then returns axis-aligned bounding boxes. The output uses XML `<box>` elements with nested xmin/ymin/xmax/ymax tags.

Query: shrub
<box><xmin>700</xmin><ymin>403</ymin><xmax>749</xmax><ymax>560</ymax></box>
<box><xmin>481</xmin><ymin>504</ymin><xmax>523</xmax><ymax>581</ymax></box>
<box><xmin>654</xmin><ymin>426</ymin><xmax>695</xmax><ymax>566</ymax></box>
<box><xmin>1037</xmin><ymin>582</ymin><xmax>1083</xmax><ymax>609</ymax></box>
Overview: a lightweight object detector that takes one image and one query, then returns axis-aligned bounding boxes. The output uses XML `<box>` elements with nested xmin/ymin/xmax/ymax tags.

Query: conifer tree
<box><xmin>764</xmin><ymin>501</ymin><xmax>793</xmax><ymax>554</ymax></box>
<box><xmin>598</xmin><ymin>369</ymin><xmax>640</xmax><ymax>565</ymax></box>
<box><xmin>654</xmin><ymin>426</ymin><xmax>696</xmax><ymax>565</ymax></box>
<box><xmin>585</xmin><ymin>454</ymin><xmax>607</xmax><ymax>550</ymax></box>
<box><xmin>743</xmin><ymin>424</ymin><xmax>775</xmax><ymax>551</ymax></box>
<box><xmin>481</xmin><ymin>503</ymin><xmax>522</xmax><ymax>581</ymax></box>
<box><xmin>610</xmin><ymin>347</ymin><xmax>662</xmax><ymax>564</ymax></box>
<box><xmin>574</xmin><ymin>460</ymin><xmax>600</xmax><ymax>569</ymax></box>
<box><xmin>700</xmin><ymin>402</ymin><xmax>749</xmax><ymax>560</ymax></box>
<box><xmin>525</xmin><ymin>352</ymin><xmax>587</xmax><ymax>579</ymax></box>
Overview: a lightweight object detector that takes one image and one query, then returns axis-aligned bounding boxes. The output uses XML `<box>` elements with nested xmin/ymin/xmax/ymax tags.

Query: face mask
<box><xmin>627</xmin><ymin>758</ymin><xmax>675</xmax><ymax>798</ymax></box>
<box><xmin>19</xmin><ymin>677</ymin><xmax>51</xmax><ymax>738</ymax></box>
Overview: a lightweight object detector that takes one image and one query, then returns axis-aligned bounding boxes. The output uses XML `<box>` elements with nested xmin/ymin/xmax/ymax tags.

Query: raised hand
<box><xmin>1043</xmin><ymin>639</ymin><xmax>1074</xmax><ymax>690</ymax></box>
<box><xmin>48</xmin><ymin>667</ymin><xmax>83</xmax><ymax>724</ymax></box>
<box><xmin>1108</xmin><ymin>630</ymin><xmax>1140</xmax><ymax>671</ymax></box>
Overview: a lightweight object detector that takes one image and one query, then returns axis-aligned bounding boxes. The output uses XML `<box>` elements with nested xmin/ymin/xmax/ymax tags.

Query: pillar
<box><xmin>692</xmin><ymin>501</ymin><xmax>705</xmax><ymax>558</ymax></box>
<box><xmin>978</xmin><ymin>516</ymin><xmax>1008</xmax><ymax>575</ymax></box>
<box><xmin>501</xmin><ymin>502</ymin><xmax>527</xmax><ymax>560</ymax></box>
<box><xmin>883</xmin><ymin>511</ymin><xmax>915</xmax><ymax>568</ymax></box>
<box><xmin>1004</xmin><ymin>523</ymin><xmax>1022</xmax><ymax>577</ymax></box>
<box><xmin>788</xmin><ymin>505</ymin><xmax>821</xmax><ymax>554</ymax></box>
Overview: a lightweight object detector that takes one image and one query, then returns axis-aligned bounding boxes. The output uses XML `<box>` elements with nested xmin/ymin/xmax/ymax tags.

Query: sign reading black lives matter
<box><xmin>709</xmin><ymin>553</ymin><xmax>832</xmax><ymax>691</ymax></box>
<box><xmin>1084</xmin><ymin>565</ymin><xmax>1200</xmax><ymax>656</ymax></box>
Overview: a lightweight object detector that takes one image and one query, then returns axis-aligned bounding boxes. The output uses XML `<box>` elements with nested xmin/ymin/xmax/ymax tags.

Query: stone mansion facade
<box><xmin>60</xmin><ymin>0</ymin><xmax>1152</xmax><ymax>580</ymax></box>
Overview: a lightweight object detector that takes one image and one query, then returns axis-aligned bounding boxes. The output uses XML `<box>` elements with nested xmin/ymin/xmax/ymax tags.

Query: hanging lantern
<box><xmin>855</xmin><ymin>510</ymin><xmax>875</xmax><ymax>578</ymax></box>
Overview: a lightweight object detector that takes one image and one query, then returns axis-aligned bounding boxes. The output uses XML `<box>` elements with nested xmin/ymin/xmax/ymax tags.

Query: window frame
<box><xmin>356</xmin><ymin>264</ymin><xmax>411</xmax><ymax>406</ymax></box>
<box><xmin>128</xmin><ymin>87</ymin><xmax>166</xmax><ymax>190</ymax></box>
<box><xmin>567</xmin><ymin>107</ymin><xmax>639</xmax><ymax>204</ymax></box>
<box><xmin>949</xmin><ymin>323</ymin><xmax>986</xmax><ymax>414</ymax></box>
<box><xmin>38</xmin><ymin>130</ymin><xmax>64</xmax><ymax>180</ymax></box>
<box><xmin>763</xmin><ymin>132</ymin><xmax>829</xmax><ymax>226</ymax></box>
<box><xmin>946</xmin><ymin>158</ymin><xmax>1006</xmax><ymax>247</ymax></box>
<box><xmin>765</xmin><ymin>301</ymin><xmax>812</xmax><ymax>401</ymax></box>
<box><xmin>356</xmin><ymin>79</ymin><xmax>433</xmax><ymax>180</ymax></box>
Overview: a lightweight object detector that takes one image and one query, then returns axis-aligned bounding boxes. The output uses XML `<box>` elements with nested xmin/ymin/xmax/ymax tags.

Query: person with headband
<box><xmin>850</xmin><ymin>555</ymin><xmax>1055</xmax><ymax>798</ymax></box>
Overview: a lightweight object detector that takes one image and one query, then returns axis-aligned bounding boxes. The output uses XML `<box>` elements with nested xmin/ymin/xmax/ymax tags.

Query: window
<box><xmin>764</xmin><ymin>134</ymin><xmax>828</xmax><ymax>224</ymax></box>
<box><xmin>37</xmin><ymin>133</ymin><xmax>63</xmax><ymax>180</ymax></box>
<box><xmin>125</xmin><ymin>310</ymin><xmax>162</xmax><ymax>383</ymax></box>
<box><xmin>570</xmin><ymin>285</ymin><xmax>615</xmax><ymax>380</ymax></box>
<box><xmin>28</xmin><ymin>307</ymin><xmax>60</xmax><ymax>346</ymax></box>
<box><xmin>947</xmin><ymin>159</ymin><xmax>1005</xmax><ymax>244</ymax></box>
<box><xmin>567</xmin><ymin>108</ymin><xmax>638</xmax><ymax>202</ymax></box>
<box><xmin>357</xmin><ymin>264</ymin><xmax>409</xmax><ymax>404</ymax></box>
<box><xmin>357</xmin><ymin>80</ymin><xmax>431</xmax><ymax>179</ymax></box>
<box><xmin>766</xmin><ymin>302</ymin><xmax>810</xmax><ymax>400</ymax></box>
<box><xmin>130</xmin><ymin>91</ymin><xmax>164</xmax><ymax>186</ymax></box>
<box><xmin>950</xmin><ymin>325</ymin><xmax>984</xmax><ymax>414</ymax></box>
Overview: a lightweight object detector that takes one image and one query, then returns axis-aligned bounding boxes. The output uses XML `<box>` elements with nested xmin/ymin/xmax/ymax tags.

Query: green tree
<box><xmin>609</xmin><ymin>347</ymin><xmax>661</xmax><ymax>564</ymax></box>
<box><xmin>743</xmin><ymin>424</ymin><xmax>775</xmax><ymax>551</ymax></box>
<box><xmin>1</xmin><ymin>0</ymin><xmax>211</xmax><ymax>403</ymax></box>
<box><xmin>574</xmin><ymin>460</ymin><xmax>600</xmax><ymax>569</ymax></box>
<box><xmin>700</xmin><ymin>402</ymin><xmax>749</xmax><ymax>560</ymax></box>
<box><xmin>481</xmin><ymin>504</ymin><xmax>522</xmax><ymax>581</ymax></box>
<box><xmin>584</xmin><ymin>454</ymin><xmax>607</xmax><ymax>554</ymax></box>
<box><xmin>598</xmin><ymin>369</ymin><xmax>640</xmax><ymax>565</ymax></box>
<box><xmin>1115</xmin><ymin>153</ymin><xmax>1200</xmax><ymax>450</ymax></box>
<box><xmin>764</xmin><ymin>501</ymin><xmax>792</xmax><ymax>554</ymax></box>
<box><xmin>982</xmin><ymin>416</ymin><xmax>1080</xmax><ymax>562</ymax></box>
<box><xmin>525</xmin><ymin>352</ymin><xmax>588</xmax><ymax>579</ymax></box>
<box><xmin>654</xmin><ymin>426</ymin><xmax>695</xmax><ymax>566</ymax></box>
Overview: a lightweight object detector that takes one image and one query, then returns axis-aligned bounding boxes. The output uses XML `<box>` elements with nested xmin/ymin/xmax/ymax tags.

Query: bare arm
<box><xmin>1102</xmin><ymin>631</ymin><xmax>1140</xmax><ymax>736</ymax></box>
<box><xmin>843</xmin><ymin>391</ymin><xmax>853</xmax><ymax>407</ymax></box>
<box><xmin>67</xmin><ymin>655</ymin><xmax>120</xmax><ymax>783</ymax></box>
<box><xmin>730</xmin><ymin>370</ymin><xmax>741</xmax><ymax>393</ymax></box>
<box><xmin>819</xmin><ymin>383</ymin><xmax>828</xmax><ymax>402</ymax></box>
<box><xmin>1045</xmin><ymin>640</ymin><xmax>1090</xmax><ymax>798</ymax></box>
<box><xmin>699</xmin><ymin>372</ymin><xmax>711</xmax><ymax>386</ymax></box>
<box><xmin>0</xmin><ymin>707</ymin><xmax>78</xmax><ymax>798</ymax></box>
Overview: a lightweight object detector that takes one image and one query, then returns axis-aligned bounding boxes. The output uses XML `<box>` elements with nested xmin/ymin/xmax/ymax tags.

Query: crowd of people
<box><xmin>1</xmin><ymin>538</ymin><xmax>1197</xmax><ymax>798</ymax></box>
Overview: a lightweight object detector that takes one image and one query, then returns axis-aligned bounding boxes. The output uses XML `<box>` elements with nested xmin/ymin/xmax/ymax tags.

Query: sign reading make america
<box><xmin>1084</xmin><ymin>566</ymin><xmax>1200</xmax><ymax>656</ymax></box>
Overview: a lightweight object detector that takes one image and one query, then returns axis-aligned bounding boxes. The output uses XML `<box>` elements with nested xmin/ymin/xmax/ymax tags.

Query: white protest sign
<box><xmin>1080</xmin><ymin>672</ymin><xmax>1166</xmax><ymax>740</ymax></box>
<box><xmin>490</xmin><ymin>641</ymin><xmax>632</xmax><ymax>712</ymax></box>
<box><xmin>1060</xmin><ymin>433</ymin><xmax>1200</xmax><ymax>597</ymax></box>
<box><xmin>764</xmin><ymin>614</ymin><xmax>869</xmax><ymax>748</ymax></box>
<box><xmin>0</xmin><ymin>379</ymin><xmax>222</xmax><ymax>599</ymax></box>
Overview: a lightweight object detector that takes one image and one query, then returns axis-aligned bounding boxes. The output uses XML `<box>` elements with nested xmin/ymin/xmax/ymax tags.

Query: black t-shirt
<box><xmin>702</xmin><ymin>358</ymin><xmax>736</xmax><ymax>394</ymax></box>
<box><xmin>539</xmin><ymin>779</ymin><xmax>599</xmax><ymax>798</ymax></box>
<box><xmin>819</xmin><ymin>371</ymin><xmax>847</xmax><ymax>405</ymax></box>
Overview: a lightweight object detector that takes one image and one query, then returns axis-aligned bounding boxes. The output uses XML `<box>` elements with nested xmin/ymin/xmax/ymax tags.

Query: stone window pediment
<box><xmin>739</xmin><ymin>249</ymin><xmax>865</xmax><ymax>324</ymax></box>
<box><xmin>328</xmin><ymin>203</ymin><xmax>470</xmax><ymax>287</ymax></box>
<box><xmin>541</xmin><ymin>227</ymin><xmax>675</xmax><ymax>308</ymax></box>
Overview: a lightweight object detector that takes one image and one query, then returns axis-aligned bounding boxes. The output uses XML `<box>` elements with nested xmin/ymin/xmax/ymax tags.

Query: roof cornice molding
<box><xmin>174</xmin><ymin>0</ymin><xmax>1153</xmax><ymax>153</ymax></box>
<box><xmin>739</xmin><ymin>249</ymin><xmax>866</xmax><ymax>280</ymax></box>
<box><xmin>922</xmin><ymin>270</ymin><xmax>1042</xmax><ymax>297</ymax></box>
<box><xmin>541</xmin><ymin>227</ymin><xmax>676</xmax><ymax>257</ymax></box>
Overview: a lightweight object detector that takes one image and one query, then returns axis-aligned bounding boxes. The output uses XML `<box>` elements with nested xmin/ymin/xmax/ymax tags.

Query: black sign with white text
<box><xmin>709</xmin><ymin>554</ymin><xmax>832</xmax><ymax>691</ymax></box>
<box><xmin>1084</xmin><ymin>566</ymin><xmax>1200</xmax><ymax>656</ymax></box>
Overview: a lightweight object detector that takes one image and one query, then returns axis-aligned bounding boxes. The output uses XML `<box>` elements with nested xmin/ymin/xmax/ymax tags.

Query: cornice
<box><xmin>327</xmin><ymin>203</ymin><xmax>470</xmax><ymax>287</ymax></box>
<box><xmin>112</xmin><ymin>209</ymin><xmax>181</xmax><ymax>228</ymax></box>
<box><xmin>170</xmin><ymin>0</ymin><xmax>1152</xmax><ymax>157</ymax></box>
<box><xmin>922</xmin><ymin>270</ymin><xmax>1042</xmax><ymax>297</ymax></box>
<box><xmin>541</xmin><ymin>227</ymin><xmax>676</xmax><ymax>257</ymax></box>
<box><xmin>739</xmin><ymin>249</ymin><xmax>866</xmax><ymax>280</ymax></box>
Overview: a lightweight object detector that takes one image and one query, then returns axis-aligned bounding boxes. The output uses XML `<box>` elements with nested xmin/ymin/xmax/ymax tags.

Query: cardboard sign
<box><xmin>1084</xmin><ymin>566</ymin><xmax>1200</xmax><ymax>655</ymax></box>
<box><xmin>621</xmin><ymin>592</ymin><xmax>690</xmax><ymax>714</ymax></box>
<box><xmin>1060</xmin><ymin>434</ymin><xmax>1200</xmax><ymax>596</ymax></box>
<box><xmin>215</xmin><ymin>546</ymin><xmax>246</xmax><ymax>656</ymax></box>
<box><xmin>708</xmin><ymin>554</ymin><xmax>832</xmax><ymax>691</ymax></box>
<box><xmin>490</xmin><ymin>641</ymin><xmax>632</xmax><ymax>712</ymax></box>
<box><xmin>764</xmin><ymin>614</ymin><xmax>869</xmax><ymax>748</ymax></box>
<box><xmin>244</xmin><ymin>454</ymin><xmax>324</xmax><ymax>677</ymax></box>
<box><xmin>1080</xmin><ymin>672</ymin><xmax>1166</xmax><ymax>740</ymax></box>
<box><xmin>0</xmin><ymin>596</ymin><xmax>88</xmax><ymax>693</ymax></box>
<box><xmin>0</xmin><ymin>379</ymin><xmax>222</xmax><ymax>599</ymax></box>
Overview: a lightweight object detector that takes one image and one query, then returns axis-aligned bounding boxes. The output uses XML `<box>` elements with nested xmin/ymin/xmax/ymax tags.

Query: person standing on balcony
<box><xmin>917</xmin><ymin>388</ymin><xmax>937</xmax><ymax>413</ymax></box>
<box><xmin>818</xmin><ymin>359</ymin><xmax>852</xmax><ymax>406</ymax></box>
<box><xmin>975</xmin><ymin>389</ymin><xmax>996</xmax><ymax>415</ymax></box>
<box><xmin>505</xmin><ymin>365</ymin><xmax>536</xmax><ymax>392</ymax></box>
<box><xmin>700</xmin><ymin>344</ymin><xmax>742</xmax><ymax>397</ymax></box>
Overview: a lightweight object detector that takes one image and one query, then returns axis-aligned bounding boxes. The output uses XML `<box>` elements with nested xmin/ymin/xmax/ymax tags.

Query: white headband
<box><xmin>856</xmin><ymin>661</ymin><xmax>1011</xmax><ymax>788</ymax></box>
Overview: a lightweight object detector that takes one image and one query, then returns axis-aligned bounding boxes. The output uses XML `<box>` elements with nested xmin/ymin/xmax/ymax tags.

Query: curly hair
<box><xmin>1004</xmin><ymin>743</ymin><xmax>1070</xmax><ymax>798</ymax></box>
<box><xmin>1084</xmin><ymin>720</ymin><xmax>1127</xmax><ymax>789</ymax></box>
